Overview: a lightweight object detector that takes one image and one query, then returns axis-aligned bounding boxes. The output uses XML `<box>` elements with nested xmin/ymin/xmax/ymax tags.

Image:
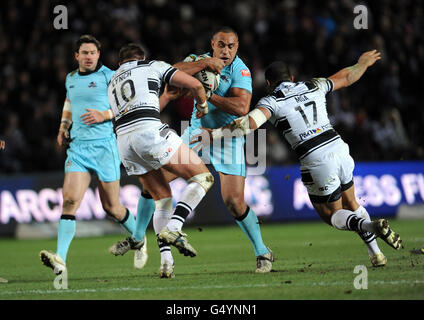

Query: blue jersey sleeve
<box><xmin>101</xmin><ymin>66</ymin><xmax>115</xmax><ymax>84</ymax></box>
<box><xmin>231</xmin><ymin>59</ymin><xmax>252</xmax><ymax>93</ymax></box>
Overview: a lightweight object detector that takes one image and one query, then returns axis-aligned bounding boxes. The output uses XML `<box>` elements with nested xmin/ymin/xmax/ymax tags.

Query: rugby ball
<box><xmin>192</xmin><ymin>54</ymin><xmax>220</xmax><ymax>92</ymax></box>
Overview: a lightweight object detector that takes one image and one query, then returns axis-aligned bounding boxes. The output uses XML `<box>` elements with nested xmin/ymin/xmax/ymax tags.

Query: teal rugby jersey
<box><xmin>65</xmin><ymin>63</ymin><xmax>115</xmax><ymax>140</ymax></box>
<box><xmin>188</xmin><ymin>53</ymin><xmax>252</xmax><ymax>130</ymax></box>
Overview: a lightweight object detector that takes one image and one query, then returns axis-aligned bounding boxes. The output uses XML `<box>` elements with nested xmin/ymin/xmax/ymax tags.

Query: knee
<box><xmin>188</xmin><ymin>172</ymin><xmax>214</xmax><ymax>192</ymax></box>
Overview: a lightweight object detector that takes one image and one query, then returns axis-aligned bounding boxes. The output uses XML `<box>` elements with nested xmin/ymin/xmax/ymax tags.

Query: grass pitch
<box><xmin>0</xmin><ymin>219</ymin><xmax>423</xmax><ymax>300</ymax></box>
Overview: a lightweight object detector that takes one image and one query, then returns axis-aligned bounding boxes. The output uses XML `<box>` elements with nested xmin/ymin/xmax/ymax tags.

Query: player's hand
<box><xmin>358</xmin><ymin>50</ymin><xmax>381</xmax><ymax>68</ymax></box>
<box><xmin>0</xmin><ymin>140</ymin><xmax>5</xmax><ymax>150</ymax></box>
<box><xmin>164</xmin><ymin>84</ymin><xmax>185</xmax><ymax>100</ymax></box>
<box><xmin>195</xmin><ymin>110</ymin><xmax>207</xmax><ymax>119</ymax></box>
<box><xmin>57</xmin><ymin>130</ymin><xmax>69</xmax><ymax>147</ymax></box>
<box><xmin>81</xmin><ymin>108</ymin><xmax>105</xmax><ymax>125</ymax></box>
<box><xmin>190</xmin><ymin>127</ymin><xmax>213</xmax><ymax>152</ymax></box>
<box><xmin>204</xmin><ymin>57</ymin><xmax>225</xmax><ymax>74</ymax></box>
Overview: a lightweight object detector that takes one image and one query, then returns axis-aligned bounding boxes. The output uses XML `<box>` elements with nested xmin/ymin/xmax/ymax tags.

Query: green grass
<box><xmin>0</xmin><ymin>219</ymin><xmax>423</xmax><ymax>300</ymax></box>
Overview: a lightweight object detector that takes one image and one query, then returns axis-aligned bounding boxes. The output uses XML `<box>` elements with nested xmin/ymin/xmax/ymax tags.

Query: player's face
<box><xmin>75</xmin><ymin>43</ymin><xmax>100</xmax><ymax>72</ymax></box>
<box><xmin>211</xmin><ymin>32</ymin><xmax>239</xmax><ymax>66</ymax></box>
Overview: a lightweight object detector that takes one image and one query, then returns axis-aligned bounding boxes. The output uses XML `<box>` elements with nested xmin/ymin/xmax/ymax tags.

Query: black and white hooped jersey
<box><xmin>107</xmin><ymin>60</ymin><xmax>177</xmax><ymax>134</ymax></box>
<box><xmin>257</xmin><ymin>78</ymin><xmax>340</xmax><ymax>160</ymax></box>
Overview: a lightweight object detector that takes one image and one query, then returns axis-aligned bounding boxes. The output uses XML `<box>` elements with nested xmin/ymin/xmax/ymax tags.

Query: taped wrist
<box><xmin>102</xmin><ymin>109</ymin><xmax>113</xmax><ymax>121</ymax></box>
<box><xmin>59</xmin><ymin>118</ymin><xmax>72</xmax><ymax>132</ymax></box>
<box><xmin>195</xmin><ymin>100</ymin><xmax>208</xmax><ymax>114</ymax></box>
<box><xmin>211</xmin><ymin>108</ymin><xmax>267</xmax><ymax>139</ymax></box>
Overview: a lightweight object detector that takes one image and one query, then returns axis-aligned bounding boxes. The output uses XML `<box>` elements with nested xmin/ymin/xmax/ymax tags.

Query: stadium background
<box><xmin>0</xmin><ymin>0</ymin><xmax>423</xmax><ymax>238</ymax></box>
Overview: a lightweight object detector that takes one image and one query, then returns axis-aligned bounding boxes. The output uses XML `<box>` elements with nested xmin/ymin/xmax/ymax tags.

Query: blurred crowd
<box><xmin>0</xmin><ymin>0</ymin><xmax>423</xmax><ymax>174</ymax></box>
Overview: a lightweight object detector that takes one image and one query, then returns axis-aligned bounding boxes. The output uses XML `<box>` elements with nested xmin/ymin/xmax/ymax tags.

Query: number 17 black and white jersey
<box><xmin>107</xmin><ymin>60</ymin><xmax>177</xmax><ymax>135</ymax></box>
<box><xmin>257</xmin><ymin>78</ymin><xmax>341</xmax><ymax>162</ymax></box>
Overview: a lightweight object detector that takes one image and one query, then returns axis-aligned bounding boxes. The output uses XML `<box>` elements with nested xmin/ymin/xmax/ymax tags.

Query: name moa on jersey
<box><xmin>299</xmin><ymin>123</ymin><xmax>332</xmax><ymax>141</ymax></box>
<box><xmin>295</xmin><ymin>94</ymin><xmax>309</xmax><ymax>103</ymax></box>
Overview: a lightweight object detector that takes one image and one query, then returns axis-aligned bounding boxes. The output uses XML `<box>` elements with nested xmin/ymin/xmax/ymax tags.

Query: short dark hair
<box><xmin>212</xmin><ymin>26</ymin><xmax>239</xmax><ymax>41</ymax></box>
<box><xmin>264</xmin><ymin>61</ymin><xmax>292</xmax><ymax>89</ymax></box>
<box><xmin>118</xmin><ymin>43</ymin><xmax>145</xmax><ymax>63</ymax></box>
<box><xmin>75</xmin><ymin>34</ymin><xmax>101</xmax><ymax>53</ymax></box>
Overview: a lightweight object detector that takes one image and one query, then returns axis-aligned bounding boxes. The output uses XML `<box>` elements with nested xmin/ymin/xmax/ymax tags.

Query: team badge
<box><xmin>241</xmin><ymin>69</ymin><xmax>251</xmax><ymax>77</ymax></box>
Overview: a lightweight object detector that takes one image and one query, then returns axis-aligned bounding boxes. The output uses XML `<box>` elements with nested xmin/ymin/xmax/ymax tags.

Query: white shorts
<box><xmin>299</xmin><ymin>140</ymin><xmax>355</xmax><ymax>203</ymax></box>
<box><xmin>117</xmin><ymin>122</ymin><xmax>182</xmax><ymax>176</ymax></box>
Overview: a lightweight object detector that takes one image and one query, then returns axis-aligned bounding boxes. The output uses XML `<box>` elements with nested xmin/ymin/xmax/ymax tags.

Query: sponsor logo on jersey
<box><xmin>299</xmin><ymin>127</ymin><xmax>322</xmax><ymax>140</ymax></box>
<box><xmin>88</xmin><ymin>81</ymin><xmax>97</xmax><ymax>88</ymax></box>
<box><xmin>241</xmin><ymin>69</ymin><xmax>251</xmax><ymax>77</ymax></box>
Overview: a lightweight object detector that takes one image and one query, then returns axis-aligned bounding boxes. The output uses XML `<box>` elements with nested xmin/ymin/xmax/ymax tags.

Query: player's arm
<box><xmin>169</xmin><ymin>70</ymin><xmax>208</xmax><ymax>113</ymax></box>
<box><xmin>173</xmin><ymin>57</ymin><xmax>225</xmax><ymax>75</ymax></box>
<box><xmin>329</xmin><ymin>50</ymin><xmax>381</xmax><ymax>91</ymax></box>
<box><xmin>159</xmin><ymin>84</ymin><xmax>185</xmax><ymax>111</ymax></box>
<box><xmin>57</xmin><ymin>98</ymin><xmax>73</xmax><ymax>147</ymax></box>
<box><xmin>80</xmin><ymin>108</ymin><xmax>113</xmax><ymax>125</ymax></box>
<box><xmin>190</xmin><ymin>107</ymin><xmax>271</xmax><ymax>150</ymax></box>
<box><xmin>207</xmin><ymin>87</ymin><xmax>252</xmax><ymax>116</ymax></box>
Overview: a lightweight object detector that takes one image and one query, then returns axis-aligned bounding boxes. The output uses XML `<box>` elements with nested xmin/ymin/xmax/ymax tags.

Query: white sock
<box><xmin>153</xmin><ymin>198</ymin><xmax>173</xmax><ymax>264</ymax></box>
<box><xmin>330</xmin><ymin>209</ymin><xmax>375</xmax><ymax>233</ymax></box>
<box><xmin>167</xmin><ymin>181</ymin><xmax>206</xmax><ymax>232</ymax></box>
<box><xmin>354</xmin><ymin>206</ymin><xmax>382</xmax><ymax>256</ymax></box>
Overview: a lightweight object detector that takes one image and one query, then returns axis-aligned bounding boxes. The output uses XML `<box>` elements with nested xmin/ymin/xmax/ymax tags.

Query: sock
<box><xmin>132</xmin><ymin>191</ymin><xmax>155</xmax><ymax>242</ymax></box>
<box><xmin>153</xmin><ymin>198</ymin><xmax>173</xmax><ymax>264</ymax></box>
<box><xmin>167</xmin><ymin>181</ymin><xmax>206</xmax><ymax>232</ymax></box>
<box><xmin>330</xmin><ymin>209</ymin><xmax>375</xmax><ymax>233</ymax></box>
<box><xmin>119</xmin><ymin>208</ymin><xmax>136</xmax><ymax>235</ymax></box>
<box><xmin>56</xmin><ymin>215</ymin><xmax>76</xmax><ymax>263</ymax></box>
<box><xmin>354</xmin><ymin>206</ymin><xmax>382</xmax><ymax>256</ymax></box>
<box><xmin>235</xmin><ymin>207</ymin><xmax>269</xmax><ymax>256</ymax></box>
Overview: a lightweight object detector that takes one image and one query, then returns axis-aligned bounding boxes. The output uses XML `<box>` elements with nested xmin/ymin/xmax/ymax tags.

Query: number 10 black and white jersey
<box><xmin>107</xmin><ymin>60</ymin><xmax>177</xmax><ymax>135</ymax></box>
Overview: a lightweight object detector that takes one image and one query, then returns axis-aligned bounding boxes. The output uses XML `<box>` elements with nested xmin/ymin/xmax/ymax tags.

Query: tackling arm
<box><xmin>211</xmin><ymin>107</ymin><xmax>271</xmax><ymax>139</ymax></box>
<box><xmin>174</xmin><ymin>56</ymin><xmax>225</xmax><ymax>75</ymax></box>
<box><xmin>329</xmin><ymin>50</ymin><xmax>381</xmax><ymax>91</ymax></box>
<box><xmin>209</xmin><ymin>87</ymin><xmax>252</xmax><ymax>116</ymax></box>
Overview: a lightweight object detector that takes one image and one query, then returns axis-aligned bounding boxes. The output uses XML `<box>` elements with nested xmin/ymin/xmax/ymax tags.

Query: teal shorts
<box><xmin>181</xmin><ymin>127</ymin><xmax>246</xmax><ymax>177</ymax></box>
<box><xmin>65</xmin><ymin>136</ymin><xmax>121</xmax><ymax>182</ymax></box>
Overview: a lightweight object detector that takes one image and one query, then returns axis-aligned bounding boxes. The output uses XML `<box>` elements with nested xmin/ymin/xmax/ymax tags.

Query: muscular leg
<box><xmin>98</xmin><ymin>179</ymin><xmax>136</xmax><ymax>234</ymax></box>
<box><xmin>341</xmin><ymin>184</ymin><xmax>382</xmax><ymax>257</ymax></box>
<box><xmin>219</xmin><ymin>173</ymin><xmax>269</xmax><ymax>257</ymax></box>
<box><xmin>312</xmin><ymin>191</ymin><xmax>376</xmax><ymax>234</ymax></box>
<box><xmin>138</xmin><ymin>170</ymin><xmax>174</xmax><ymax>267</ymax></box>
<box><xmin>57</xmin><ymin>172</ymin><xmax>91</xmax><ymax>262</ymax></box>
<box><xmin>161</xmin><ymin>142</ymin><xmax>213</xmax><ymax>232</ymax></box>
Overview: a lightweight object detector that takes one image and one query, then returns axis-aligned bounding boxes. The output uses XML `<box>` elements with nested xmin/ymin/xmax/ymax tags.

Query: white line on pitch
<box><xmin>0</xmin><ymin>280</ymin><xmax>423</xmax><ymax>296</ymax></box>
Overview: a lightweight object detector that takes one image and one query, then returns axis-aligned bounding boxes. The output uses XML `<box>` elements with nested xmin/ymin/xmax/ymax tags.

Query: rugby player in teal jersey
<box><xmin>39</xmin><ymin>35</ymin><xmax>152</xmax><ymax>275</ymax></box>
<box><xmin>171</xmin><ymin>27</ymin><xmax>274</xmax><ymax>273</ymax></box>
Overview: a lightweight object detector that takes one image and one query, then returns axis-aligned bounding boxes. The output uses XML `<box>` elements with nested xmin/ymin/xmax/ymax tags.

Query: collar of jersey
<box><xmin>78</xmin><ymin>62</ymin><xmax>103</xmax><ymax>76</ymax></box>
